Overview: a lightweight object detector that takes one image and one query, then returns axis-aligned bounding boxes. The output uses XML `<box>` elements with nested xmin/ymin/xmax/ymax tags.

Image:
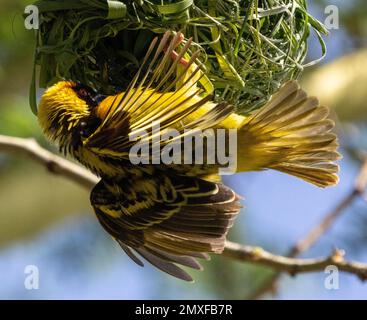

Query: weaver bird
<box><xmin>38</xmin><ymin>31</ymin><xmax>340</xmax><ymax>281</ymax></box>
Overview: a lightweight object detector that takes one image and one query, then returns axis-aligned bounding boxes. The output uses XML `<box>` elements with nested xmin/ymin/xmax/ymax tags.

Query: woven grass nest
<box><xmin>30</xmin><ymin>0</ymin><xmax>327</xmax><ymax>115</ymax></box>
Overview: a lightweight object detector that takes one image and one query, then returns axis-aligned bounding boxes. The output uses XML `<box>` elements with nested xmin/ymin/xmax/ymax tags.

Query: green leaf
<box><xmin>155</xmin><ymin>0</ymin><xmax>193</xmax><ymax>15</ymax></box>
<box><xmin>106</xmin><ymin>0</ymin><xmax>127</xmax><ymax>19</ymax></box>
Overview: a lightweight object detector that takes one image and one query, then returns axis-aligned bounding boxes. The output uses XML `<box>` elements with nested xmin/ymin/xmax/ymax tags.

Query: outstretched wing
<box><xmin>83</xmin><ymin>31</ymin><xmax>233</xmax><ymax>159</ymax></box>
<box><xmin>90</xmin><ymin>172</ymin><xmax>241</xmax><ymax>281</ymax></box>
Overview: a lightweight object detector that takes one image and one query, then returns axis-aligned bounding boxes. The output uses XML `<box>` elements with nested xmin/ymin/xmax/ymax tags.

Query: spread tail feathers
<box><xmin>239</xmin><ymin>80</ymin><xmax>341</xmax><ymax>187</ymax></box>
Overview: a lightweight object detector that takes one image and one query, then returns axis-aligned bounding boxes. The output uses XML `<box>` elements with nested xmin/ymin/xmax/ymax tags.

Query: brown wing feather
<box><xmin>91</xmin><ymin>172</ymin><xmax>241</xmax><ymax>281</ymax></box>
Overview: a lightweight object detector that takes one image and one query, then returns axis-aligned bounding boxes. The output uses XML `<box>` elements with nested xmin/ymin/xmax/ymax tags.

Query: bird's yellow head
<box><xmin>38</xmin><ymin>80</ymin><xmax>101</xmax><ymax>151</ymax></box>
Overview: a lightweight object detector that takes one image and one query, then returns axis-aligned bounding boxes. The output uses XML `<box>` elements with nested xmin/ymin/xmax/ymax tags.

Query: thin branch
<box><xmin>249</xmin><ymin>158</ymin><xmax>367</xmax><ymax>299</ymax></box>
<box><xmin>223</xmin><ymin>242</ymin><xmax>367</xmax><ymax>280</ymax></box>
<box><xmin>0</xmin><ymin>135</ymin><xmax>98</xmax><ymax>189</ymax></box>
<box><xmin>1</xmin><ymin>134</ymin><xmax>367</xmax><ymax>285</ymax></box>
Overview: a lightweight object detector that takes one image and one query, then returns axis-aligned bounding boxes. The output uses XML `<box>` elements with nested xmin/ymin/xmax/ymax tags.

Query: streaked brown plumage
<box><xmin>92</xmin><ymin>173</ymin><xmax>240</xmax><ymax>281</ymax></box>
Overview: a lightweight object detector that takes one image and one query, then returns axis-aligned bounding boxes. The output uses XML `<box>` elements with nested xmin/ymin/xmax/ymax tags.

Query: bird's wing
<box><xmin>83</xmin><ymin>31</ymin><xmax>233</xmax><ymax>159</ymax></box>
<box><xmin>90</xmin><ymin>172</ymin><xmax>241</xmax><ymax>281</ymax></box>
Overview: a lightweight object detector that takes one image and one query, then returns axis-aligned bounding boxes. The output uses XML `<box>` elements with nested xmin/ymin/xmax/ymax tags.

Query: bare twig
<box><xmin>0</xmin><ymin>135</ymin><xmax>98</xmax><ymax>189</ymax></box>
<box><xmin>1</xmin><ymin>134</ymin><xmax>367</xmax><ymax>286</ymax></box>
<box><xmin>223</xmin><ymin>242</ymin><xmax>367</xmax><ymax>280</ymax></box>
<box><xmin>249</xmin><ymin>158</ymin><xmax>367</xmax><ymax>299</ymax></box>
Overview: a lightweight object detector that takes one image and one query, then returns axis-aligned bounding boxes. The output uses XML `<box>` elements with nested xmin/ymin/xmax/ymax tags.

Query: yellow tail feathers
<box><xmin>238</xmin><ymin>80</ymin><xmax>341</xmax><ymax>187</ymax></box>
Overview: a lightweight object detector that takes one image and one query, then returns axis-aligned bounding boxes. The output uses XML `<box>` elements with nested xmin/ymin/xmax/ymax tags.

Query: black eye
<box><xmin>78</xmin><ymin>117</ymin><xmax>101</xmax><ymax>139</ymax></box>
<box><xmin>79</xmin><ymin>121</ymin><xmax>89</xmax><ymax>138</ymax></box>
<box><xmin>80</xmin><ymin>121</ymin><xmax>88</xmax><ymax>128</ymax></box>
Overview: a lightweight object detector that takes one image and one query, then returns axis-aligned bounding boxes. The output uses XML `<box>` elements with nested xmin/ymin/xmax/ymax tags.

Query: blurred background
<box><xmin>0</xmin><ymin>0</ymin><xmax>366</xmax><ymax>299</ymax></box>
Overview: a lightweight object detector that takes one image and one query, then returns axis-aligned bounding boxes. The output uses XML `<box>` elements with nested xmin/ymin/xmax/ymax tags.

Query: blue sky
<box><xmin>1</xmin><ymin>152</ymin><xmax>366</xmax><ymax>299</ymax></box>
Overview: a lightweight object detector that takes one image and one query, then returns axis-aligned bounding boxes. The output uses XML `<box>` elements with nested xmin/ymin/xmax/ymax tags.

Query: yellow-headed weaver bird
<box><xmin>38</xmin><ymin>31</ymin><xmax>341</xmax><ymax>281</ymax></box>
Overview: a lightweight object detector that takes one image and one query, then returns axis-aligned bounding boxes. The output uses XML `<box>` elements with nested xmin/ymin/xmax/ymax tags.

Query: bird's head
<box><xmin>38</xmin><ymin>80</ymin><xmax>102</xmax><ymax>151</ymax></box>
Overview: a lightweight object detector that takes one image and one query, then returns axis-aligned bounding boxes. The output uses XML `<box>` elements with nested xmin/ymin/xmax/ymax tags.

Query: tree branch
<box><xmin>0</xmin><ymin>135</ymin><xmax>98</xmax><ymax>189</ymax></box>
<box><xmin>223</xmin><ymin>242</ymin><xmax>367</xmax><ymax>280</ymax></box>
<box><xmin>248</xmin><ymin>158</ymin><xmax>367</xmax><ymax>299</ymax></box>
<box><xmin>1</xmin><ymin>134</ymin><xmax>367</xmax><ymax>287</ymax></box>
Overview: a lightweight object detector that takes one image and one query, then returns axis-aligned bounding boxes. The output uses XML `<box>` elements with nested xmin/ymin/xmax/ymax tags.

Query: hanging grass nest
<box><xmin>30</xmin><ymin>0</ymin><xmax>327</xmax><ymax>115</ymax></box>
